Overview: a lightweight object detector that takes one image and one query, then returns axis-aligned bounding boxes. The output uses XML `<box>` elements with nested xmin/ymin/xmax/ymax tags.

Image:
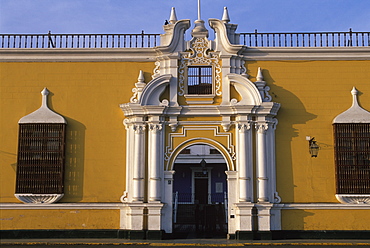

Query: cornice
<box><xmin>0</xmin><ymin>203</ymin><xmax>123</xmax><ymax>210</ymax></box>
<box><xmin>2</xmin><ymin>46</ymin><xmax>369</xmax><ymax>62</ymax></box>
<box><xmin>280</xmin><ymin>203</ymin><xmax>370</xmax><ymax>209</ymax></box>
<box><xmin>0</xmin><ymin>48</ymin><xmax>157</xmax><ymax>62</ymax></box>
<box><xmin>242</xmin><ymin>47</ymin><xmax>370</xmax><ymax>61</ymax></box>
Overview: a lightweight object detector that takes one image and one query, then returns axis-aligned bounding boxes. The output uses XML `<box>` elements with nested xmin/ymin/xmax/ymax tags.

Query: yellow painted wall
<box><xmin>0</xmin><ymin>62</ymin><xmax>154</xmax><ymax>203</ymax></box>
<box><xmin>2</xmin><ymin>60</ymin><xmax>370</xmax><ymax>204</ymax></box>
<box><xmin>0</xmin><ymin>209</ymin><xmax>120</xmax><ymax>229</ymax></box>
<box><xmin>282</xmin><ymin>209</ymin><xmax>370</xmax><ymax>230</ymax></box>
<box><xmin>246</xmin><ymin>60</ymin><xmax>370</xmax><ymax>203</ymax></box>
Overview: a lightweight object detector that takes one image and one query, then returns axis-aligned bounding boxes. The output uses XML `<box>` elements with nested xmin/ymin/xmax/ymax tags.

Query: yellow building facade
<box><xmin>1</xmin><ymin>7</ymin><xmax>369</xmax><ymax>240</ymax></box>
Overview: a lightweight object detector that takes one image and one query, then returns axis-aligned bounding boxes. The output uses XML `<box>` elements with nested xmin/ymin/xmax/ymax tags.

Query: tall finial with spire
<box><xmin>191</xmin><ymin>0</ymin><xmax>208</xmax><ymax>38</ymax></box>
<box><xmin>197</xmin><ymin>0</ymin><xmax>201</xmax><ymax>20</ymax></box>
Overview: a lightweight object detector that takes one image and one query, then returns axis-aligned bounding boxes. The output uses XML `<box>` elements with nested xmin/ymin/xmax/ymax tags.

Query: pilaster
<box><xmin>255</xmin><ymin>122</ymin><xmax>269</xmax><ymax>203</ymax></box>
<box><xmin>132</xmin><ymin>123</ymin><xmax>146</xmax><ymax>202</ymax></box>
<box><xmin>148</xmin><ymin>121</ymin><xmax>163</xmax><ymax>202</ymax></box>
<box><xmin>162</xmin><ymin>170</ymin><xmax>175</xmax><ymax>233</ymax></box>
<box><xmin>236</xmin><ymin>119</ymin><xmax>253</xmax><ymax>202</ymax></box>
<box><xmin>225</xmin><ymin>171</ymin><xmax>238</xmax><ymax>234</ymax></box>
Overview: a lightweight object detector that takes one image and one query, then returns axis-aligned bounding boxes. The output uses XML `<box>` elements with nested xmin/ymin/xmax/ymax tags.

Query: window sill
<box><xmin>184</xmin><ymin>94</ymin><xmax>215</xmax><ymax>105</ymax></box>
<box><xmin>15</xmin><ymin>193</ymin><xmax>64</xmax><ymax>204</ymax></box>
<box><xmin>335</xmin><ymin>194</ymin><xmax>370</xmax><ymax>204</ymax></box>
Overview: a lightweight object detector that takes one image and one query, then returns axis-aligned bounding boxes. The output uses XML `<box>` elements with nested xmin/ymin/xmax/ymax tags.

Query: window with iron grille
<box><xmin>334</xmin><ymin>123</ymin><xmax>370</xmax><ymax>194</ymax></box>
<box><xmin>187</xmin><ymin>66</ymin><xmax>213</xmax><ymax>95</ymax></box>
<box><xmin>16</xmin><ymin>123</ymin><xmax>66</xmax><ymax>194</ymax></box>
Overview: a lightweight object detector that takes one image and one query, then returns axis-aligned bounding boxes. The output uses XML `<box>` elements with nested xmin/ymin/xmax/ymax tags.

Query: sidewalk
<box><xmin>1</xmin><ymin>238</ymin><xmax>370</xmax><ymax>246</ymax></box>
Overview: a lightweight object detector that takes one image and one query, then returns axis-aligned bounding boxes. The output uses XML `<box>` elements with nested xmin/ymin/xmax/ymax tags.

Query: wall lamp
<box><xmin>307</xmin><ymin>136</ymin><xmax>320</xmax><ymax>157</ymax></box>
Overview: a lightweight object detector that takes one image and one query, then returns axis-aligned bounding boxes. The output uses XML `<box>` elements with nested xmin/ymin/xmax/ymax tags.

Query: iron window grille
<box><xmin>187</xmin><ymin>66</ymin><xmax>213</xmax><ymax>95</ymax></box>
<box><xmin>333</xmin><ymin>123</ymin><xmax>370</xmax><ymax>194</ymax></box>
<box><xmin>16</xmin><ymin>123</ymin><xmax>67</xmax><ymax>194</ymax></box>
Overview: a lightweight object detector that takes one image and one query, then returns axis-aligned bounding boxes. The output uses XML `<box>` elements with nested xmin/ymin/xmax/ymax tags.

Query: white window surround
<box><xmin>333</xmin><ymin>87</ymin><xmax>370</xmax><ymax>204</ymax></box>
<box><xmin>16</xmin><ymin>88</ymin><xmax>67</xmax><ymax>204</ymax></box>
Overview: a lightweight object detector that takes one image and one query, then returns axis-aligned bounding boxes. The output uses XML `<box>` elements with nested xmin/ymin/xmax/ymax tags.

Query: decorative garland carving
<box><xmin>178</xmin><ymin>38</ymin><xmax>222</xmax><ymax>96</ymax></box>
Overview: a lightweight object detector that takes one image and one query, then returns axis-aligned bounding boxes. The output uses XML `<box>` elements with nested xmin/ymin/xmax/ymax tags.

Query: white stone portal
<box><xmin>119</xmin><ymin>9</ymin><xmax>281</xmax><ymax>236</ymax></box>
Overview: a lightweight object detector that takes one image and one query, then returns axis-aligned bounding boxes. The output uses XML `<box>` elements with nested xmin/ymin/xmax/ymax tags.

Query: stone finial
<box><xmin>135</xmin><ymin>70</ymin><xmax>146</xmax><ymax>90</ymax></box>
<box><xmin>169</xmin><ymin>7</ymin><xmax>178</xmax><ymax>24</ymax></box>
<box><xmin>41</xmin><ymin>87</ymin><xmax>50</xmax><ymax>107</ymax></box>
<box><xmin>254</xmin><ymin>68</ymin><xmax>272</xmax><ymax>102</ymax></box>
<box><xmin>131</xmin><ymin>70</ymin><xmax>147</xmax><ymax>103</ymax></box>
<box><xmin>256</xmin><ymin>67</ymin><xmax>264</xmax><ymax>81</ymax></box>
<box><xmin>138</xmin><ymin>70</ymin><xmax>145</xmax><ymax>83</ymax></box>
<box><xmin>222</xmin><ymin>7</ymin><xmax>230</xmax><ymax>23</ymax></box>
<box><xmin>351</xmin><ymin>87</ymin><xmax>359</xmax><ymax>107</ymax></box>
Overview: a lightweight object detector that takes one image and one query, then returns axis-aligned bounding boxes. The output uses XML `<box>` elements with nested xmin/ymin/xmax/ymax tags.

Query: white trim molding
<box><xmin>281</xmin><ymin>203</ymin><xmax>370</xmax><ymax>209</ymax></box>
<box><xmin>0</xmin><ymin>203</ymin><xmax>123</xmax><ymax>210</ymax></box>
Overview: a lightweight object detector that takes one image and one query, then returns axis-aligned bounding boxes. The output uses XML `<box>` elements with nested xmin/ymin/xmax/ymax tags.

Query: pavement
<box><xmin>1</xmin><ymin>239</ymin><xmax>370</xmax><ymax>246</ymax></box>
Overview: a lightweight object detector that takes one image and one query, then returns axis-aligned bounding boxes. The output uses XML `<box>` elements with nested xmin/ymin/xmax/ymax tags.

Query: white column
<box><xmin>132</xmin><ymin>124</ymin><xmax>146</xmax><ymax>202</ymax></box>
<box><xmin>162</xmin><ymin>170</ymin><xmax>175</xmax><ymax>233</ymax></box>
<box><xmin>148</xmin><ymin>123</ymin><xmax>163</xmax><ymax>202</ymax></box>
<box><xmin>237</xmin><ymin>122</ymin><xmax>253</xmax><ymax>202</ymax></box>
<box><xmin>256</xmin><ymin>122</ymin><xmax>269</xmax><ymax>203</ymax></box>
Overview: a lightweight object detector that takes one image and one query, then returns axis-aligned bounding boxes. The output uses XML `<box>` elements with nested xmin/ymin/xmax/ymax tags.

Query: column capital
<box><xmin>133</xmin><ymin>124</ymin><xmax>146</xmax><ymax>134</ymax></box>
<box><xmin>149</xmin><ymin>123</ymin><xmax>163</xmax><ymax>133</ymax></box>
<box><xmin>237</xmin><ymin>122</ymin><xmax>252</xmax><ymax>132</ymax></box>
<box><xmin>255</xmin><ymin>122</ymin><xmax>269</xmax><ymax>134</ymax></box>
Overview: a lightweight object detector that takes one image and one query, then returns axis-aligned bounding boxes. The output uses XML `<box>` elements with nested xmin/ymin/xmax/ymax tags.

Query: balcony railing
<box><xmin>0</xmin><ymin>31</ymin><xmax>160</xmax><ymax>48</ymax></box>
<box><xmin>240</xmin><ymin>29</ymin><xmax>369</xmax><ymax>47</ymax></box>
<box><xmin>1</xmin><ymin>29</ymin><xmax>369</xmax><ymax>49</ymax></box>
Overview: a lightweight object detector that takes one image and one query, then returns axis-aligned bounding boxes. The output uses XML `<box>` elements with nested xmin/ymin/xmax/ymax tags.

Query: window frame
<box><xmin>333</xmin><ymin>123</ymin><xmax>370</xmax><ymax>194</ymax></box>
<box><xmin>186</xmin><ymin>65</ymin><xmax>214</xmax><ymax>95</ymax></box>
<box><xmin>16</xmin><ymin>123</ymin><xmax>67</xmax><ymax>195</ymax></box>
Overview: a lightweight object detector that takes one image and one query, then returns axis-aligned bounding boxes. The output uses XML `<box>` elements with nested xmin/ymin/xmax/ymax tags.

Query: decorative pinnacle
<box><xmin>351</xmin><ymin>86</ymin><xmax>359</xmax><ymax>107</ymax></box>
<box><xmin>138</xmin><ymin>70</ymin><xmax>145</xmax><ymax>83</ymax></box>
<box><xmin>41</xmin><ymin>87</ymin><xmax>49</xmax><ymax>107</ymax></box>
<box><xmin>169</xmin><ymin>7</ymin><xmax>178</xmax><ymax>24</ymax></box>
<box><xmin>222</xmin><ymin>7</ymin><xmax>230</xmax><ymax>23</ymax></box>
<box><xmin>135</xmin><ymin>70</ymin><xmax>146</xmax><ymax>89</ymax></box>
<box><xmin>256</xmin><ymin>67</ymin><xmax>264</xmax><ymax>81</ymax></box>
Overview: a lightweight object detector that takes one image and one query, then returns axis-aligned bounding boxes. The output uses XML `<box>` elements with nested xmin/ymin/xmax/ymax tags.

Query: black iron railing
<box><xmin>240</xmin><ymin>29</ymin><xmax>369</xmax><ymax>47</ymax></box>
<box><xmin>0</xmin><ymin>31</ymin><xmax>160</xmax><ymax>48</ymax></box>
<box><xmin>1</xmin><ymin>29</ymin><xmax>369</xmax><ymax>48</ymax></box>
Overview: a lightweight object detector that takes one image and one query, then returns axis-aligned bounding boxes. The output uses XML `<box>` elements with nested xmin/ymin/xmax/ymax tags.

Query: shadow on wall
<box><xmin>63</xmin><ymin>117</ymin><xmax>86</xmax><ymax>202</ymax></box>
<box><xmin>262</xmin><ymin>69</ymin><xmax>317</xmax><ymax>203</ymax></box>
<box><xmin>47</xmin><ymin>90</ymin><xmax>86</xmax><ymax>202</ymax></box>
<box><xmin>282</xmin><ymin>209</ymin><xmax>315</xmax><ymax>230</ymax></box>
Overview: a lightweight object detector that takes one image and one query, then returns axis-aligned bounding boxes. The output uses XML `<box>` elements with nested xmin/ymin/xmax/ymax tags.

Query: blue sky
<box><xmin>1</xmin><ymin>0</ymin><xmax>369</xmax><ymax>34</ymax></box>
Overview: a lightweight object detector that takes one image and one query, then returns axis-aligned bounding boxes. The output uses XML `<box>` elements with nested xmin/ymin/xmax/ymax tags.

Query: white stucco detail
<box><xmin>333</xmin><ymin>87</ymin><xmax>370</xmax><ymax>123</ymax></box>
<box><xmin>139</xmin><ymin>74</ymin><xmax>171</xmax><ymax>106</ymax></box>
<box><xmin>14</xmin><ymin>194</ymin><xmax>64</xmax><ymax>204</ymax></box>
<box><xmin>225</xmin><ymin>74</ymin><xmax>262</xmax><ymax>106</ymax></box>
<box><xmin>336</xmin><ymin>194</ymin><xmax>370</xmax><ymax>204</ymax></box>
<box><xmin>19</xmin><ymin>88</ymin><xmax>66</xmax><ymax>124</ymax></box>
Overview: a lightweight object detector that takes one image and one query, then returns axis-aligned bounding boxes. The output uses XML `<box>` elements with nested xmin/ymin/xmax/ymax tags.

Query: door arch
<box><xmin>172</xmin><ymin>143</ymin><xmax>229</xmax><ymax>238</ymax></box>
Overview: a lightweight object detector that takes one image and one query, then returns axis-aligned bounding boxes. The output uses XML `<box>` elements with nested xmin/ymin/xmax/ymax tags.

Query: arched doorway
<box><xmin>172</xmin><ymin>144</ymin><xmax>228</xmax><ymax>238</ymax></box>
